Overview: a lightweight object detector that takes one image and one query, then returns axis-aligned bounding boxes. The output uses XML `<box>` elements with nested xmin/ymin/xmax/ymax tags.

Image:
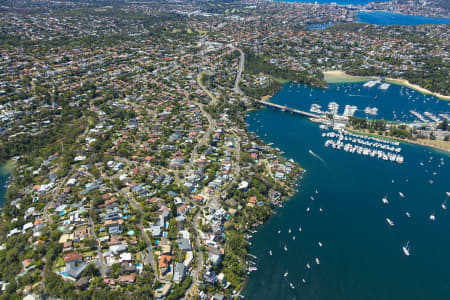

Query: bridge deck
<box><xmin>257</xmin><ymin>100</ymin><xmax>321</xmax><ymax>118</ymax></box>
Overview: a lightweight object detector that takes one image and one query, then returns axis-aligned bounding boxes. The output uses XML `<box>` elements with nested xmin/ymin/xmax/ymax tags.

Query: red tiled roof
<box><xmin>63</xmin><ymin>252</ymin><xmax>82</xmax><ymax>262</ymax></box>
<box><xmin>159</xmin><ymin>255</ymin><xmax>172</xmax><ymax>268</ymax></box>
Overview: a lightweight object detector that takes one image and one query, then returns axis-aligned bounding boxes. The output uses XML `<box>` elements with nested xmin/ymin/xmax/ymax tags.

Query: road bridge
<box><xmin>257</xmin><ymin>100</ymin><xmax>321</xmax><ymax>119</ymax></box>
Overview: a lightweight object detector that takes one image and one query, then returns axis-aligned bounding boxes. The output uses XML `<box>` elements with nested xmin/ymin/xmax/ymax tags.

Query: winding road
<box><xmin>114</xmin><ymin>186</ymin><xmax>157</xmax><ymax>277</ymax></box>
<box><xmin>234</xmin><ymin>47</ymin><xmax>245</xmax><ymax>95</ymax></box>
<box><xmin>184</xmin><ymin>47</ymin><xmax>245</xmax><ymax>299</ymax></box>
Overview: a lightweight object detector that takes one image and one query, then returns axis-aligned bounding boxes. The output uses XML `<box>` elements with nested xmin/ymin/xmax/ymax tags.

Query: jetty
<box><xmin>258</xmin><ymin>100</ymin><xmax>321</xmax><ymax>118</ymax></box>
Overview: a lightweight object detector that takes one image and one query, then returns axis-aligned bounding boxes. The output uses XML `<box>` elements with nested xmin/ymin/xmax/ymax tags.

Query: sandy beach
<box><xmin>323</xmin><ymin>70</ymin><xmax>450</xmax><ymax>101</ymax></box>
<box><xmin>385</xmin><ymin>78</ymin><xmax>450</xmax><ymax>101</ymax></box>
<box><xmin>323</xmin><ymin>70</ymin><xmax>375</xmax><ymax>83</ymax></box>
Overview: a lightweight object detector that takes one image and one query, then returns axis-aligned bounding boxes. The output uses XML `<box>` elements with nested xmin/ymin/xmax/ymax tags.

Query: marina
<box><xmin>322</xmin><ymin>130</ymin><xmax>404</xmax><ymax>164</ymax></box>
<box><xmin>242</xmin><ymin>83</ymin><xmax>450</xmax><ymax>300</ymax></box>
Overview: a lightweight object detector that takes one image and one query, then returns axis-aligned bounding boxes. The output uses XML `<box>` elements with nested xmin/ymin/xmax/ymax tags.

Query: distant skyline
<box><xmin>274</xmin><ymin>0</ymin><xmax>387</xmax><ymax>6</ymax></box>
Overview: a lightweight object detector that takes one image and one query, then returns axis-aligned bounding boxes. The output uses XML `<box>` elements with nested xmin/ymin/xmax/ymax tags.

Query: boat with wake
<box><xmin>402</xmin><ymin>241</ymin><xmax>411</xmax><ymax>256</ymax></box>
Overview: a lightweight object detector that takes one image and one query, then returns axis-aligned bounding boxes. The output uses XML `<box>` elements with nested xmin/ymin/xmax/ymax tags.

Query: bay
<box><xmin>275</xmin><ymin>0</ymin><xmax>450</xmax><ymax>25</ymax></box>
<box><xmin>242</xmin><ymin>85</ymin><xmax>450</xmax><ymax>300</ymax></box>
<box><xmin>356</xmin><ymin>11</ymin><xmax>450</xmax><ymax>26</ymax></box>
<box><xmin>272</xmin><ymin>82</ymin><xmax>449</xmax><ymax>122</ymax></box>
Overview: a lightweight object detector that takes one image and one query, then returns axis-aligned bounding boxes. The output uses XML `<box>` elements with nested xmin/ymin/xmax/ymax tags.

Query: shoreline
<box><xmin>384</xmin><ymin>78</ymin><xmax>450</xmax><ymax>101</ymax></box>
<box><xmin>323</xmin><ymin>70</ymin><xmax>375</xmax><ymax>83</ymax></box>
<box><xmin>346</xmin><ymin>127</ymin><xmax>450</xmax><ymax>154</ymax></box>
<box><xmin>0</xmin><ymin>161</ymin><xmax>13</xmax><ymax>208</ymax></box>
<box><xmin>323</xmin><ymin>70</ymin><xmax>450</xmax><ymax>101</ymax></box>
<box><xmin>0</xmin><ymin>160</ymin><xmax>15</xmax><ymax>175</ymax></box>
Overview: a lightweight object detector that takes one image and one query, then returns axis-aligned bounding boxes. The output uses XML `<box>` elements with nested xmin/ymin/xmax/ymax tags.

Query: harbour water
<box><xmin>357</xmin><ymin>11</ymin><xmax>450</xmax><ymax>26</ymax></box>
<box><xmin>276</xmin><ymin>0</ymin><xmax>450</xmax><ymax>25</ymax></box>
<box><xmin>0</xmin><ymin>164</ymin><xmax>9</xmax><ymax>207</ymax></box>
<box><xmin>242</xmin><ymin>86</ymin><xmax>450</xmax><ymax>299</ymax></box>
<box><xmin>272</xmin><ymin>81</ymin><xmax>449</xmax><ymax>122</ymax></box>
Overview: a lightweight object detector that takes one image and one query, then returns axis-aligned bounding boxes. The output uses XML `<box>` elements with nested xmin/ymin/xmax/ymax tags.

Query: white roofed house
<box><xmin>120</xmin><ymin>252</ymin><xmax>132</xmax><ymax>263</ymax></box>
<box><xmin>22</xmin><ymin>222</ymin><xmax>33</xmax><ymax>233</ymax></box>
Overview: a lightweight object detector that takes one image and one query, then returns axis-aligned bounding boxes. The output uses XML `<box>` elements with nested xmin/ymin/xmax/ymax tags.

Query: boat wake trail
<box><xmin>309</xmin><ymin>149</ymin><xmax>325</xmax><ymax>164</ymax></box>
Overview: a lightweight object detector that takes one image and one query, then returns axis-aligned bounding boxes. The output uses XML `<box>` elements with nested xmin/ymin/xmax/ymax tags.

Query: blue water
<box><xmin>273</xmin><ymin>82</ymin><xmax>449</xmax><ymax>122</ymax></box>
<box><xmin>357</xmin><ymin>11</ymin><xmax>450</xmax><ymax>25</ymax></box>
<box><xmin>276</xmin><ymin>0</ymin><xmax>450</xmax><ymax>25</ymax></box>
<box><xmin>0</xmin><ymin>164</ymin><xmax>9</xmax><ymax>207</ymax></box>
<box><xmin>241</xmin><ymin>84</ymin><xmax>450</xmax><ymax>300</ymax></box>
<box><xmin>307</xmin><ymin>23</ymin><xmax>335</xmax><ymax>30</ymax></box>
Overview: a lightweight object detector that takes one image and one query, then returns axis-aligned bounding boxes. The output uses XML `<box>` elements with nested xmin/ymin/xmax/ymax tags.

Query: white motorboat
<box><xmin>406</xmin><ymin>212</ymin><xmax>411</xmax><ymax>218</ymax></box>
<box><xmin>386</xmin><ymin>218</ymin><xmax>395</xmax><ymax>226</ymax></box>
<box><xmin>284</xmin><ymin>245</ymin><xmax>288</xmax><ymax>251</ymax></box>
<box><xmin>284</xmin><ymin>272</ymin><xmax>288</xmax><ymax>277</ymax></box>
<box><xmin>290</xmin><ymin>283</ymin><xmax>295</xmax><ymax>289</ymax></box>
<box><xmin>302</xmin><ymin>278</ymin><xmax>306</xmax><ymax>284</ymax></box>
<box><xmin>402</xmin><ymin>241</ymin><xmax>410</xmax><ymax>256</ymax></box>
<box><xmin>269</xmin><ymin>250</ymin><xmax>272</xmax><ymax>256</ymax></box>
<box><xmin>318</xmin><ymin>242</ymin><xmax>323</xmax><ymax>247</ymax></box>
<box><xmin>315</xmin><ymin>258</ymin><xmax>320</xmax><ymax>265</ymax></box>
<box><xmin>399</xmin><ymin>192</ymin><xmax>405</xmax><ymax>198</ymax></box>
<box><xmin>306</xmin><ymin>263</ymin><xmax>311</xmax><ymax>269</ymax></box>
<box><xmin>382</xmin><ymin>194</ymin><xmax>388</xmax><ymax>205</ymax></box>
<box><xmin>430</xmin><ymin>213</ymin><xmax>435</xmax><ymax>222</ymax></box>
